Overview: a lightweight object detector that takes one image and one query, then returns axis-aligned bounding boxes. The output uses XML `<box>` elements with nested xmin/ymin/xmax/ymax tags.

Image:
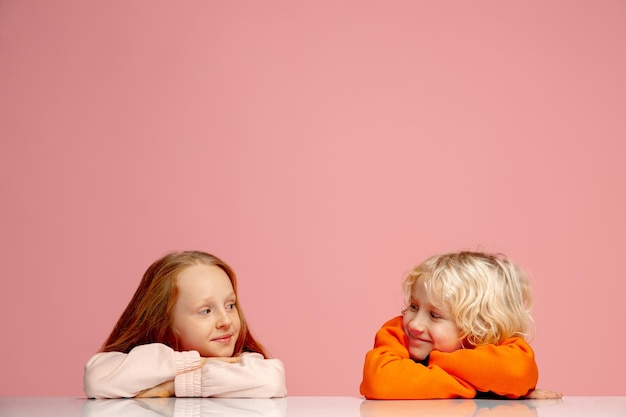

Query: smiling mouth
<box><xmin>408</xmin><ymin>336</ymin><xmax>431</xmax><ymax>345</ymax></box>
<box><xmin>212</xmin><ymin>334</ymin><xmax>233</xmax><ymax>343</ymax></box>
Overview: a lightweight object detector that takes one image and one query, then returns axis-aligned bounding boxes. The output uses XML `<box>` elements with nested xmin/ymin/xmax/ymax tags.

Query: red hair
<box><xmin>101</xmin><ymin>251</ymin><xmax>269</xmax><ymax>358</ymax></box>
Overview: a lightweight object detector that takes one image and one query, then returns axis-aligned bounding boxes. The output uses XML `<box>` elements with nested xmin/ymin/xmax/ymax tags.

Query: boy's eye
<box><xmin>409</xmin><ymin>304</ymin><xmax>419</xmax><ymax>312</ymax></box>
<box><xmin>199</xmin><ymin>308</ymin><xmax>211</xmax><ymax>315</ymax></box>
<box><xmin>430</xmin><ymin>312</ymin><xmax>442</xmax><ymax>319</ymax></box>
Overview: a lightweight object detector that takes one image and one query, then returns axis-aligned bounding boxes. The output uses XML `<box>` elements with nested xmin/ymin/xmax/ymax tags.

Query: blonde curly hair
<box><xmin>403</xmin><ymin>251</ymin><xmax>533</xmax><ymax>346</ymax></box>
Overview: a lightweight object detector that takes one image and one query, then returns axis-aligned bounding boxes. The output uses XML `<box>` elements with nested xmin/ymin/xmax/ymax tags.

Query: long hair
<box><xmin>403</xmin><ymin>251</ymin><xmax>533</xmax><ymax>346</ymax></box>
<box><xmin>101</xmin><ymin>251</ymin><xmax>269</xmax><ymax>358</ymax></box>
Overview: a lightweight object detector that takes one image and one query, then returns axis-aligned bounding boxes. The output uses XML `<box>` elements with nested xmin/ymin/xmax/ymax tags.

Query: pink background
<box><xmin>1</xmin><ymin>1</ymin><xmax>625</xmax><ymax>397</ymax></box>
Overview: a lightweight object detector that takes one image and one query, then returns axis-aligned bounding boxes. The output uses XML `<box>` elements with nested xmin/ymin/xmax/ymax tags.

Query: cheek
<box><xmin>233</xmin><ymin>315</ymin><xmax>243</xmax><ymax>333</ymax></box>
<box><xmin>441</xmin><ymin>325</ymin><xmax>462</xmax><ymax>345</ymax></box>
<box><xmin>431</xmin><ymin>324</ymin><xmax>456</xmax><ymax>341</ymax></box>
<box><xmin>175</xmin><ymin>320</ymin><xmax>202</xmax><ymax>344</ymax></box>
<box><xmin>401</xmin><ymin>315</ymin><xmax>412</xmax><ymax>331</ymax></box>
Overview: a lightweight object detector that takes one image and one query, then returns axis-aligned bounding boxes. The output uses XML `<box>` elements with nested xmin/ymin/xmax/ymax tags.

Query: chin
<box><xmin>410</xmin><ymin>351</ymin><xmax>428</xmax><ymax>361</ymax></box>
<box><xmin>222</xmin><ymin>348</ymin><xmax>236</xmax><ymax>356</ymax></box>
<box><xmin>220</xmin><ymin>347</ymin><xmax>236</xmax><ymax>357</ymax></box>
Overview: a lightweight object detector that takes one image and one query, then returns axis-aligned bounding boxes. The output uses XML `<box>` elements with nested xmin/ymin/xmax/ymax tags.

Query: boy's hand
<box><xmin>135</xmin><ymin>380</ymin><xmax>175</xmax><ymax>398</ymax></box>
<box><xmin>524</xmin><ymin>388</ymin><xmax>563</xmax><ymax>399</ymax></box>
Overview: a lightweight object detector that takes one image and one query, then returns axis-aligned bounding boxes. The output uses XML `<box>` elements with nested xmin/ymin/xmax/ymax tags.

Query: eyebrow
<box><xmin>411</xmin><ymin>298</ymin><xmax>443</xmax><ymax>312</ymax></box>
<box><xmin>196</xmin><ymin>293</ymin><xmax>236</xmax><ymax>304</ymax></box>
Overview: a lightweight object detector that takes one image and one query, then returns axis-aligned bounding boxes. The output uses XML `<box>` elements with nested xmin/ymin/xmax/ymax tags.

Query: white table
<box><xmin>1</xmin><ymin>396</ymin><xmax>625</xmax><ymax>417</ymax></box>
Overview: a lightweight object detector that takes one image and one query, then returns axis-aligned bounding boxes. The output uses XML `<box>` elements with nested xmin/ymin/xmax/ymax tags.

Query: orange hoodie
<box><xmin>360</xmin><ymin>316</ymin><xmax>538</xmax><ymax>400</ymax></box>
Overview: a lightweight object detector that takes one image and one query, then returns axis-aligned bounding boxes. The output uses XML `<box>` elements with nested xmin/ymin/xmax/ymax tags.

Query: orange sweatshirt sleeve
<box><xmin>429</xmin><ymin>337</ymin><xmax>538</xmax><ymax>398</ymax></box>
<box><xmin>359</xmin><ymin>317</ymin><xmax>539</xmax><ymax>400</ymax></box>
<box><xmin>360</xmin><ymin>317</ymin><xmax>476</xmax><ymax>399</ymax></box>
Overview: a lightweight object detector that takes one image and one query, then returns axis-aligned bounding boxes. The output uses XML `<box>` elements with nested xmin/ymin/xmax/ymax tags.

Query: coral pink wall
<box><xmin>1</xmin><ymin>1</ymin><xmax>625</xmax><ymax>397</ymax></box>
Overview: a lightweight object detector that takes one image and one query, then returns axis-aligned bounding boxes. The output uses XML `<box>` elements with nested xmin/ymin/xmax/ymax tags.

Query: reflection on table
<box><xmin>83</xmin><ymin>397</ymin><xmax>287</xmax><ymax>417</ymax></box>
<box><xmin>360</xmin><ymin>398</ymin><xmax>564</xmax><ymax>417</ymax></box>
<box><xmin>1</xmin><ymin>396</ymin><xmax>625</xmax><ymax>417</ymax></box>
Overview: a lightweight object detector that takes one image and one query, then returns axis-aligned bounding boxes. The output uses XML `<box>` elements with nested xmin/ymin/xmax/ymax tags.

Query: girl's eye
<box><xmin>226</xmin><ymin>303</ymin><xmax>236</xmax><ymax>310</ymax></box>
<box><xmin>430</xmin><ymin>312</ymin><xmax>442</xmax><ymax>319</ymax></box>
<box><xmin>409</xmin><ymin>304</ymin><xmax>419</xmax><ymax>312</ymax></box>
<box><xmin>199</xmin><ymin>308</ymin><xmax>211</xmax><ymax>315</ymax></box>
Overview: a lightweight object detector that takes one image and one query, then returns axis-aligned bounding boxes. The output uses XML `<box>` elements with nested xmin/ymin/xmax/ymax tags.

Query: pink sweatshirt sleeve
<box><xmin>174</xmin><ymin>353</ymin><xmax>287</xmax><ymax>398</ymax></box>
<box><xmin>84</xmin><ymin>343</ymin><xmax>201</xmax><ymax>398</ymax></box>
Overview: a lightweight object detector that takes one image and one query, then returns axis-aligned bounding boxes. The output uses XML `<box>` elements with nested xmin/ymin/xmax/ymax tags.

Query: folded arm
<box><xmin>429</xmin><ymin>337</ymin><xmax>538</xmax><ymax>398</ymax></box>
<box><xmin>360</xmin><ymin>318</ymin><xmax>476</xmax><ymax>399</ymax></box>
<box><xmin>84</xmin><ymin>343</ymin><xmax>201</xmax><ymax>399</ymax></box>
<box><xmin>175</xmin><ymin>353</ymin><xmax>287</xmax><ymax>398</ymax></box>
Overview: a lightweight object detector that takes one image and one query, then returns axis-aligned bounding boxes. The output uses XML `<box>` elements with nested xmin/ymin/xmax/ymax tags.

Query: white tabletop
<box><xmin>1</xmin><ymin>396</ymin><xmax>625</xmax><ymax>417</ymax></box>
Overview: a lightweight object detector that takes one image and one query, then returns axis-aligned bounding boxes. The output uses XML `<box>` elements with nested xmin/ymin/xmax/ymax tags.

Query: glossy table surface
<box><xmin>1</xmin><ymin>396</ymin><xmax>625</xmax><ymax>417</ymax></box>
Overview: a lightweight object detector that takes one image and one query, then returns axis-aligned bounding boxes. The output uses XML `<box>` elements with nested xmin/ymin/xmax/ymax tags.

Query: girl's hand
<box><xmin>524</xmin><ymin>388</ymin><xmax>563</xmax><ymax>399</ymax></box>
<box><xmin>135</xmin><ymin>380</ymin><xmax>175</xmax><ymax>398</ymax></box>
<box><xmin>200</xmin><ymin>356</ymin><xmax>241</xmax><ymax>366</ymax></box>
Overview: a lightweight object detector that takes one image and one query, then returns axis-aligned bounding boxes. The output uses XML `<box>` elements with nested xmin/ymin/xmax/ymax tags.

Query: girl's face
<box><xmin>402</xmin><ymin>277</ymin><xmax>463</xmax><ymax>361</ymax></box>
<box><xmin>172</xmin><ymin>263</ymin><xmax>241</xmax><ymax>357</ymax></box>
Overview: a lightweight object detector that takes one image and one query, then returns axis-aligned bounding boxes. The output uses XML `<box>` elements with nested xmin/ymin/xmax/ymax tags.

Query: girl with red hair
<box><xmin>84</xmin><ymin>251</ymin><xmax>286</xmax><ymax>398</ymax></box>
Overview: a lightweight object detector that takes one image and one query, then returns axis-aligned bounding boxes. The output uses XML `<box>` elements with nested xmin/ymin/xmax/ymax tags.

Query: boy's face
<box><xmin>402</xmin><ymin>277</ymin><xmax>463</xmax><ymax>361</ymax></box>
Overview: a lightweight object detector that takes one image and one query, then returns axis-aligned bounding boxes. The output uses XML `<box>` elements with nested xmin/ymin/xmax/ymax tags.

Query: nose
<box><xmin>215</xmin><ymin>309</ymin><xmax>232</xmax><ymax>328</ymax></box>
<box><xmin>407</xmin><ymin>313</ymin><xmax>426</xmax><ymax>335</ymax></box>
